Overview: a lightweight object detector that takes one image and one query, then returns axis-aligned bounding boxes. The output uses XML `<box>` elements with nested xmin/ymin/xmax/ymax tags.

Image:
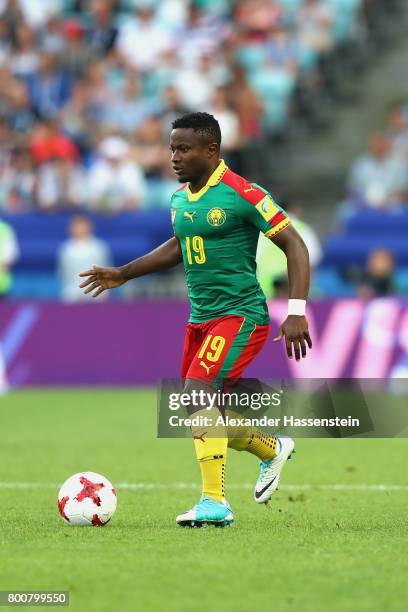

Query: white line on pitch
<box><xmin>0</xmin><ymin>483</ymin><xmax>407</xmax><ymax>492</ymax></box>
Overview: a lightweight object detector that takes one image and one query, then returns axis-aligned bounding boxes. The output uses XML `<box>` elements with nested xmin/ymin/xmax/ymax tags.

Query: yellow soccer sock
<box><xmin>192</xmin><ymin>408</ymin><xmax>227</xmax><ymax>503</ymax></box>
<box><xmin>244</xmin><ymin>430</ymin><xmax>279</xmax><ymax>461</ymax></box>
<box><xmin>226</xmin><ymin>409</ymin><xmax>279</xmax><ymax>461</ymax></box>
<box><xmin>197</xmin><ymin>455</ymin><xmax>226</xmax><ymax>502</ymax></box>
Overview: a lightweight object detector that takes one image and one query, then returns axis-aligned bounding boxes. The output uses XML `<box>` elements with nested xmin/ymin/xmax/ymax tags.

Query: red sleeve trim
<box><xmin>269</xmin><ymin>210</ymin><xmax>286</xmax><ymax>227</ymax></box>
<box><xmin>221</xmin><ymin>169</ymin><xmax>265</xmax><ymax>205</ymax></box>
<box><xmin>175</xmin><ymin>184</ymin><xmax>187</xmax><ymax>192</ymax></box>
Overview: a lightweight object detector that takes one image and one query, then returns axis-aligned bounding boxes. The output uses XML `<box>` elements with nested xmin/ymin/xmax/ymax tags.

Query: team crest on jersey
<box><xmin>207</xmin><ymin>207</ymin><xmax>226</xmax><ymax>227</ymax></box>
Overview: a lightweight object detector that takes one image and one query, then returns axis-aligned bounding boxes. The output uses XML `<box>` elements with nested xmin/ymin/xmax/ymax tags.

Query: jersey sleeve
<box><xmin>237</xmin><ymin>188</ymin><xmax>291</xmax><ymax>238</ymax></box>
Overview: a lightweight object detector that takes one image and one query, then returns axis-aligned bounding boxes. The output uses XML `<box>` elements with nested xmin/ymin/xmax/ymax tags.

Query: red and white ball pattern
<box><xmin>58</xmin><ymin>471</ymin><xmax>117</xmax><ymax>526</ymax></box>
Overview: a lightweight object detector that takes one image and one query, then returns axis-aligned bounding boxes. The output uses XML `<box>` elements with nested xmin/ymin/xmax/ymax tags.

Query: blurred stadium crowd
<box><xmin>0</xmin><ymin>0</ymin><xmax>398</xmax><ymax>212</ymax></box>
<box><xmin>0</xmin><ymin>0</ymin><xmax>407</xmax><ymax>300</ymax></box>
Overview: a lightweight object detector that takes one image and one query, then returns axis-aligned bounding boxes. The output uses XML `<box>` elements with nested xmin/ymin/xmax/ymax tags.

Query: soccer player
<box><xmin>79</xmin><ymin>112</ymin><xmax>312</xmax><ymax>527</ymax></box>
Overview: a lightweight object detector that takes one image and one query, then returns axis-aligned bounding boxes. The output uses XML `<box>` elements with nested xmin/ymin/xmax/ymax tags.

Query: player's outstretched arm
<box><xmin>270</xmin><ymin>225</ymin><xmax>312</xmax><ymax>361</ymax></box>
<box><xmin>79</xmin><ymin>237</ymin><xmax>182</xmax><ymax>298</ymax></box>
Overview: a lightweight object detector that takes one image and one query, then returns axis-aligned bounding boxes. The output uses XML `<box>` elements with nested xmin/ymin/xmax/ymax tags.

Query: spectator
<box><xmin>174</xmin><ymin>52</ymin><xmax>222</xmax><ymax>110</ymax></box>
<box><xmin>256</xmin><ymin>197</ymin><xmax>322</xmax><ymax>298</ymax></box>
<box><xmin>104</xmin><ymin>52</ymin><xmax>129</xmax><ymax>93</ymax></box>
<box><xmin>30</xmin><ymin>118</ymin><xmax>78</xmax><ymax>164</ymax></box>
<box><xmin>41</xmin><ymin>15</ymin><xmax>65</xmax><ymax>55</ymax></box>
<box><xmin>88</xmin><ymin>0</ymin><xmax>118</xmax><ymax>57</ymax></box>
<box><xmin>357</xmin><ymin>248</ymin><xmax>398</xmax><ymax>299</ymax></box>
<box><xmin>228</xmin><ymin>63</ymin><xmax>263</xmax><ymax>141</ymax></box>
<box><xmin>132</xmin><ymin>116</ymin><xmax>170</xmax><ymax>179</ymax></box>
<box><xmin>296</xmin><ymin>0</ymin><xmax>334</xmax><ymax>55</ymax></box>
<box><xmin>6</xmin><ymin>79</ymin><xmax>35</xmax><ymax>135</ymax></box>
<box><xmin>177</xmin><ymin>0</ymin><xmax>229</xmax><ymax>64</ymax></box>
<box><xmin>87</xmin><ymin>136</ymin><xmax>146</xmax><ymax>211</ymax></box>
<box><xmin>84</xmin><ymin>60</ymin><xmax>113</xmax><ymax>127</ymax></box>
<box><xmin>116</xmin><ymin>3</ymin><xmax>173</xmax><ymax>72</ymax></box>
<box><xmin>17</xmin><ymin>0</ymin><xmax>62</xmax><ymax>30</ymax></box>
<box><xmin>249</xmin><ymin>56</ymin><xmax>296</xmax><ymax>132</ymax></box>
<box><xmin>10</xmin><ymin>22</ymin><xmax>39</xmax><ymax>78</ymax></box>
<box><xmin>103</xmin><ymin>73</ymin><xmax>155</xmax><ymax>133</ymax></box>
<box><xmin>0</xmin><ymin>216</ymin><xmax>19</xmax><ymax>297</ymax></box>
<box><xmin>57</xmin><ymin>215</ymin><xmax>112</xmax><ymax>302</ymax></box>
<box><xmin>1</xmin><ymin>0</ymin><xmax>23</xmax><ymax>43</ymax></box>
<box><xmin>234</xmin><ymin>0</ymin><xmax>282</xmax><ymax>36</ymax></box>
<box><xmin>25</xmin><ymin>51</ymin><xmax>72</xmax><ymax>119</ymax></box>
<box><xmin>37</xmin><ymin>158</ymin><xmax>86</xmax><ymax>210</ymax></box>
<box><xmin>347</xmin><ymin>133</ymin><xmax>408</xmax><ymax>207</ymax></box>
<box><xmin>60</xmin><ymin>18</ymin><xmax>94</xmax><ymax>79</ymax></box>
<box><xmin>209</xmin><ymin>86</ymin><xmax>242</xmax><ymax>172</ymax></box>
<box><xmin>150</xmin><ymin>162</ymin><xmax>179</xmax><ymax>209</ymax></box>
<box><xmin>132</xmin><ymin>116</ymin><xmax>177</xmax><ymax>208</ymax></box>
<box><xmin>264</xmin><ymin>25</ymin><xmax>300</xmax><ymax>74</ymax></box>
<box><xmin>60</xmin><ymin>80</ymin><xmax>95</xmax><ymax>158</ymax></box>
<box><xmin>1</xmin><ymin>147</ymin><xmax>36</xmax><ymax>211</ymax></box>
<box><xmin>0</xmin><ymin>66</ymin><xmax>14</xmax><ymax>115</ymax></box>
<box><xmin>159</xmin><ymin>84</ymin><xmax>189</xmax><ymax>138</ymax></box>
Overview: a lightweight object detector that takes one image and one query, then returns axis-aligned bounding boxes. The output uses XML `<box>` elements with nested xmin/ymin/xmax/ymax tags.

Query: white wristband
<box><xmin>288</xmin><ymin>299</ymin><xmax>306</xmax><ymax>316</ymax></box>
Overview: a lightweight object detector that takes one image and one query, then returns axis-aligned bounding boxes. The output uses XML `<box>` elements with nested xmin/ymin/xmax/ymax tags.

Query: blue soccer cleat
<box><xmin>176</xmin><ymin>496</ymin><xmax>234</xmax><ymax>527</ymax></box>
<box><xmin>254</xmin><ymin>437</ymin><xmax>295</xmax><ymax>504</ymax></box>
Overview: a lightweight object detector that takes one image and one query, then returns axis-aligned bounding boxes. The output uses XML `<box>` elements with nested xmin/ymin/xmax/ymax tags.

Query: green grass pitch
<box><xmin>1</xmin><ymin>389</ymin><xmax>407</xmax><ymax>612</ymax></box>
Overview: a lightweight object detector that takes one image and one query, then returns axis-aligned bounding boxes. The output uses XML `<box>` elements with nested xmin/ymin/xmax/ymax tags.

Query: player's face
<box><xmin>170</xmin><ymin>128</ymin><xmax>213</xmax><ymax>184</ymax></box>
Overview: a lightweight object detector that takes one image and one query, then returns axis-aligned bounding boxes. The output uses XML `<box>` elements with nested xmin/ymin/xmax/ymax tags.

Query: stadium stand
<box><xmin>1</xmin><ymin>210</ymin><xmax>172</xmax><ymax>297</ymax></box>
<box><xmin>0</xmin><ymin>0</ymin><xmax>406</xmax><ymax>298</ymax></box>
<box><xmin>318</xmin><ymin>102</ymin><xmax>408</xmax><ymax>297</ymax></box>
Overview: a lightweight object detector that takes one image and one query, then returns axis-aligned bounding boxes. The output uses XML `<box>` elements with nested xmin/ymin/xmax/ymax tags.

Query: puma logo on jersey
<box><xmin>193</xmin><ymin>432</ymin><xmax>207</xmax><ymax>443</ymax></box>
<box><xmin>184</xmin><ymin>211</ymin><xmax>196</xmax><ymax>222</ymax></box>
<box><xmin>200</xmin><ymin>361</ymin><xmax>215</xmax><ymax>375</ymax></box>
<box><xmin>244</xmin><ymin>186</ymin><xmax>256</xmax><ymax>193</ymax></box>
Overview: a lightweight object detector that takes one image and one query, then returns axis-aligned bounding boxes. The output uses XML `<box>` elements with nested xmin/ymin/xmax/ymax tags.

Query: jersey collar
<box><xmin>186</xmin><ymin>159</ymin><xmax>227</xmax><ymax>202</ymax></box>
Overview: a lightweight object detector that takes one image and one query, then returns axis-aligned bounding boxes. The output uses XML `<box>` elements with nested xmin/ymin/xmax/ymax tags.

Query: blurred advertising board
<box><xmin>0</xmin><ymin>299</ymin><xmax>407</xmax><ymax>387</ymax></box>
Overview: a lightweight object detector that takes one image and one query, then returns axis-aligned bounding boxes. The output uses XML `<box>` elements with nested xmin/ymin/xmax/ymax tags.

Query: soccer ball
<box><xmin>57</xmin><ymin>471</ymin><xmax>117</xmax><ymax>526</ymax></box>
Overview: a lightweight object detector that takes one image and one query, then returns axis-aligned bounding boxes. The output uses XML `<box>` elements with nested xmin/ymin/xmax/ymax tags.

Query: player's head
<box><xmin>70</xmin><ymin>215</ymin><xmax>93</xmax><ymax>240</ymax></box>
<box><xmin>170</xmin><ymin>112</ymin><xmax>221</xmax><ymax>183</ymax></box>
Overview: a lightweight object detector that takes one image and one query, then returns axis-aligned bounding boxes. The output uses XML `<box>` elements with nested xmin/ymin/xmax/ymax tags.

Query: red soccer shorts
<box><xmin>181</xmin><ymin>314</ymin><xmax>270</xmax><ymax>383</ymax></box>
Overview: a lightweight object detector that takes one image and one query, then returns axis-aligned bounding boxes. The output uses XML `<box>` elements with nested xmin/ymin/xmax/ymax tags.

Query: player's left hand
<box><xmin>273</xmin><ymin>316</ymin><xmax>312</xmax><ymax>361</ymax></box>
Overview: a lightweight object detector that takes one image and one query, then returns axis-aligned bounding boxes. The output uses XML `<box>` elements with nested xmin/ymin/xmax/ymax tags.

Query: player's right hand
<box><xmin>273</xmin><ymin>315</ymin><xmax>312</xmax><ymax>361</ymax></box>
<box><xmin>78</xmin><ymin>265</ymin><xmax>125</xmax><ymax>298</ymax></box>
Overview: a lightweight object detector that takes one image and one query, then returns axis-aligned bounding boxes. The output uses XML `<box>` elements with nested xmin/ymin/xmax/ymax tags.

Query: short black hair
<box><xmin>172</xmin><ymin>112</ymin><xmax>221</xmax><ymax>145</ymax></box>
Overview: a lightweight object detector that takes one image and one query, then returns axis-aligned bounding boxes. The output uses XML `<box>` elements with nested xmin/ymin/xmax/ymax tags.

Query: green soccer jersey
<box><xmin>171</xmin><ymin>160</ymin><xmax>290</xmax><ymax>325</ymax></box>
